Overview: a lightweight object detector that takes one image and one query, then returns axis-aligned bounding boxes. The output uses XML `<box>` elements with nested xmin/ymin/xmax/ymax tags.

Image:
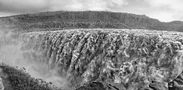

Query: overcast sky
<box><xmin>0</xmin><ymin>0</ymin><xmax>182</xmax><ymax>22</ymax></box>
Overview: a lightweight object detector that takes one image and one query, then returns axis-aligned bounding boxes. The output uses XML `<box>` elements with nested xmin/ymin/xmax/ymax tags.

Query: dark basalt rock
<box><xmin>0</xmin><ymin>65</ymin><xmax>57</xmax><ymax>90</ymax></box>
<box><xmin>19</xmin><ymin>29</ymin><xmax>183</xmax><ymax>90</ymax></box>
<box><xmin>2</xmin><ymin>29</ymin><xmax>183</xmax><ymax>90</ymax></box>
<box><xmin>75</xmin><ymin>82</ymin><xmax>106</xmax><ymax>90</ymax></box>
<box><xmin>168</xmin><ymin>72</ymin><xmax>183</xmax><ymax>90</ymax></box>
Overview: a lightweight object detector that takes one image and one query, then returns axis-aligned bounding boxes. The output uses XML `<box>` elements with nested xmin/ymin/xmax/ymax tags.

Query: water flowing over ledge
<box><xmin>15</xmin><ymin>29</ymin><xmax>183</xmax><ymax>90</ymax></box>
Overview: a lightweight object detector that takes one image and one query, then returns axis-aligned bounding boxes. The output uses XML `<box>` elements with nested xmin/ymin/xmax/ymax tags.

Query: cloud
<box><xmin>0</xmin><ymin>0</ymin><xmax>183</xmax><ymax>22</ymax></box>
<box><xmin>114</xmin><ymin>0</ymin><xmax>183</xmax><ymax>22</ymax></box>
<box><xmin>143</xmin><ymin>0</ymin><xmax>183</xmax><ymax>21</ymax></box>
<box><xmin>49</xmin><ymin>0</ymin><xmax>128</xmax><ymax>11</ymax></box>
<box><xmin>47</xmin><ymin>0</ymin><xmax>183</xmax><ymax>22</ymax></box>
<box><xmin>0</xmin><ymin>0</ymin><xmax>48</xmax><ymax>13</ymax></box>
<box><xmin>0</xmin><ymin>0</ymin><xmax>127</xmax><ymax>13</ymax></box>
<box><xmin>146</xmin><ymin>0</ymin><xmax>182</xmax><ymax>10</ymax></box>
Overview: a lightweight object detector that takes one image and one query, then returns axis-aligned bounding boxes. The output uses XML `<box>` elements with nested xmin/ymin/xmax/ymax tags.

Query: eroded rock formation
<box><xmin>0</xmin><ymin>64</ymin><xmax>59</xmax><ymax>90</ymax></box>
<box><xmin>17</xmin><ymin>29</ymin><xmax>183</xmax><ymax>90</ymax></box>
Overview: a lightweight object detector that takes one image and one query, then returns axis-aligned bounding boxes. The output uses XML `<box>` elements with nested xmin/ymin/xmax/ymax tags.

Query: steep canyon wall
<box><xmin>15</xmin><ymin>29</ymin><xmax>183</xmax><ymax>90</ymax></box>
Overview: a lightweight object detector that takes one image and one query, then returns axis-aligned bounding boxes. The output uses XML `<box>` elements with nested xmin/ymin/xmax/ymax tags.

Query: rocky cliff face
<box><xmin>14</xmin><ymin>29</ymin><xmax>183</xmax><ymax>90</ymax></box>
<box><xmin>0</xmin><ymin>64</ymin><xmax>59</xmax><ymax>90</ymax></box>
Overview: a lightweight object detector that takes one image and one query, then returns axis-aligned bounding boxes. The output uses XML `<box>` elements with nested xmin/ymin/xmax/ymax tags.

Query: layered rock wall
<box><xmin>20</xmin><ymin>29</ymin><xmax>183</xmax><ymax>90</ymax></box>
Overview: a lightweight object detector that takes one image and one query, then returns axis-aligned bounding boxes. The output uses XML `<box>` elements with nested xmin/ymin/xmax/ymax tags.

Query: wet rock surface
<box><xmin>0</xmin><ymin>65</ymin><xmax>58</xmax><ymax>90</ymax></box>
<box><xmin>18</xmin><ymin>29</ymin><xmax>183</xmax><ymax>90</ymax></box>
<box><xmin>0</xmin><ymin>78</ymin><xmax>4</xmax><ymax>90</ymax></box>
<box><xmin>75</xmin><ymin>82</ymin><xmax>106</xmax><ymax>90</ymax></box>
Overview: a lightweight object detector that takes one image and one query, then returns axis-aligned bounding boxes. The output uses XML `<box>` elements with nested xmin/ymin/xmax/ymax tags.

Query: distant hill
<box><xmin>0</xmin><ymin>11</ymin><xmax>183</xmax><ymax>32</ymax></box>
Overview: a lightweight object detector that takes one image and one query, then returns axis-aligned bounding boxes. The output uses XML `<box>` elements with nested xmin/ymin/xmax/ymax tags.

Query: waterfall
<box><xmin>1</xmin><ymin>29</ymin><xmax>183</xmax><ymax>89</ymax></box>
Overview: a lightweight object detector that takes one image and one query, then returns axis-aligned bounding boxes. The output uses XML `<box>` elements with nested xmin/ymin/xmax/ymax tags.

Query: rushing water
<box><xmin>1</xmin><ymin>29</ymin><xmax>183</xmax><ymax>90</ymax></box>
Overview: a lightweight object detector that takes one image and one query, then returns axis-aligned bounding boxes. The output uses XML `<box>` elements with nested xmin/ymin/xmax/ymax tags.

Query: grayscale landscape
<box><xmin>0</xmin><ymin>0</ymin><xmax>183</xmax><ymax>90</ymax></box>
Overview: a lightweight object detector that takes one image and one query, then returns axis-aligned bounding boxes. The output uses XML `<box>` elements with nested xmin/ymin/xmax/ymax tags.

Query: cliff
<box><xmin>1</xmin><ymin>10</ymin><xmax>183</xmax><ymax>90</ymax></box>
<box><xmin>16</xmin><ymin>29</ymin><xmax>183</xmax><ymax>90</ymax></box>
<box><xmin>0</xmin><ymin>64</ymin><xmax>58</xmax><ymax>90</ymax></box>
